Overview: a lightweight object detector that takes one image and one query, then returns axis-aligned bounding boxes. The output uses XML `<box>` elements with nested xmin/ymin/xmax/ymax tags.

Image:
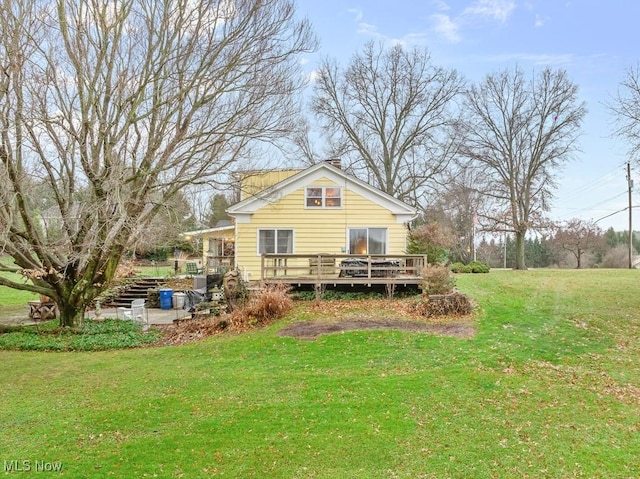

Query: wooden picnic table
<box><xmin>28</xmin><ymin>301</ymin><xmax>57</xmax><ymax>320</ymax></box>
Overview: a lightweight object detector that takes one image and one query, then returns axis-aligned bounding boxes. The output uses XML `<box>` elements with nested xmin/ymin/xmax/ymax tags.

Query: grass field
<box><xmin>1</xmin><ymin>269</ymin><xmax>639</xmax><ymax>478</ymax></box>
<box><xmin>0</xmin><ymin>260</ymin><xmax>38</xmax><ymax>319</ymax></box>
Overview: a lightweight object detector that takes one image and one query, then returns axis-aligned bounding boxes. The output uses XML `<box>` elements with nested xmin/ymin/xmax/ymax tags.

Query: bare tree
<box><xmin>552</xmin><ymin>219</ymin><xmax>603</xmax><ymax>268</ymax></box>
<box><xmin>609</xmin><ymin>63</ymin><xmax>640</xmax><ymax>161</ymax></box>
<box><xmin>461</xmin><ymin>67</ymin><xmax>586</xmax><ymax>269</ymax></box>
<box><xmin>0</xmin><ymin>0</ymin><xmax>315</xmax><ymax>326</ymax></box>
<box><xmin>424</xmin><ymin>165</ymin><xmax>486</xmax><ymax>263</ymax></box>
<box><xmin>311</xmin><ymin>41</ymin><xmax>465</xmax><ymax>205</ymax></box>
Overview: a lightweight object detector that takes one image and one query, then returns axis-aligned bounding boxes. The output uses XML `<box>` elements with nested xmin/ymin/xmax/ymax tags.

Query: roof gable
<box><xmin>227</xmin><ymin>162</ymin><xmax>416</xmax><ymax>219</ymax></box>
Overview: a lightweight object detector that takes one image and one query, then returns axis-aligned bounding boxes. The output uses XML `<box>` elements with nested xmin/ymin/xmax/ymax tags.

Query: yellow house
<box><xmin>182</xmin><ymin>221</ymin><xmax>235</xmax><ymax>274</ymax></box>
<box><xmin>226</xmin><ymin>161</ymin><xmax>417</xmax><ymax>281</ymax></box>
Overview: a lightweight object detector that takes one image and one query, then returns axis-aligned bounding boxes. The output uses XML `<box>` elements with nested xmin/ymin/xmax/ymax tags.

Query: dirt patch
<box><xmin>277</xmin><ymin>298</ymin><xmax>475</xmax><ymax>340</ymax></box>
<box><xmin>278</xmin><ymin>318</ymin><xmax>475</xmax><ymax>340</ymax></box>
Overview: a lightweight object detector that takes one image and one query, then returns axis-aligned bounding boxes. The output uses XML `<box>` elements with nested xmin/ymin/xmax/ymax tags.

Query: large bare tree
<box><xmin>461</xmin><ymin>67</ymin><xmax>586</xmax><ymax>269</ymax></box>
<box><xmin>0</xmin><ymin>0</ymin><xmax>315</xmax><ymax>326</ymax></box>
<box><xmin>609</xmin><ymin>63</ymin><xmax>640</xmax><ymax>160</ymax></box>
<box><xmin>311</xmin><ymin>41</ymin><xmax>465</xmax><ymax>205</ymax></box>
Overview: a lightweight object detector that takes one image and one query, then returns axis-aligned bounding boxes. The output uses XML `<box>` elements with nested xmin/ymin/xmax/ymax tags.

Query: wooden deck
<box><xmin>260</xmin><ymin>254</ymin><xmax>427</xmax><ymax>291</ymax></box>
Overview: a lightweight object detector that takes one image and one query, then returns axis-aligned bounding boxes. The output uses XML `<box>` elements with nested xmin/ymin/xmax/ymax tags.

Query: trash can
<box><xmin>173</xmin><ymin>292</ymin><xmax>186</xmax><ymax>310</ymax></box>
<box><xmin>159</xmin><ymin>289</ymin><xmax>173</xmax><ymax>310</ymax></box>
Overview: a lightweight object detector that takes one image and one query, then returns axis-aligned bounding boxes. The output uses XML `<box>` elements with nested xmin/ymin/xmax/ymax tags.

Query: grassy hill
<box><xmin>0</xmin><ymin>269</ymin><xmax>638</xmax><ymax>478</ymax></box>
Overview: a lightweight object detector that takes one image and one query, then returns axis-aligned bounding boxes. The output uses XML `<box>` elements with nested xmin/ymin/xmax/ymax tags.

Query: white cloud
<box><xmin>307</xmin><ymin>69</ymin><xmax>320</xmax><ymax>83</ymax></box>
<box><xmin>345</xmin><ymin>3</ymin><xmax>450</xmax><ymax>47</ymax></box>
<box><xmin>463</xmin><ymin>0</ymin><xmax>516</xmax><ymax>23</ymax></box>
<box><xmin>356</xmin><ymin>22</ymin><xmax>379</xmax><ymax>36</ymax></box>
<box><xmin>431</xmin><ymin>14</ymin><xmax>462</xmax><ymax>43</ymax></box>
<box><xmin>431</xmin><ymin>0</ymin><xmax>451</xmax><ymax>11</ymax></box>
<box><xmin>347</xmin><ymin>8</ymin><xmax>363</xmax><ymax>22</ymax></box>
<box><xmin>534</xmin><ymin>14</ymin><xmax>545</xmax><ymax>27</ymax></box>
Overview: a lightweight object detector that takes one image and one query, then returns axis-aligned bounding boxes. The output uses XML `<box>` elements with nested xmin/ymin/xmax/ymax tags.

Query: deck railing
<box><xmin>260</xmin><ymin>253</ymin><xmax>427</xmax><ymax>281</ymax></box>
<box><xmin>205</xmin><ymin>255</ymin><xmax>234</xmax><ymax>274</ymax></box>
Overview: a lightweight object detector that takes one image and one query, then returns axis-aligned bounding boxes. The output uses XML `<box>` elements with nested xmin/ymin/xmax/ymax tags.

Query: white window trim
<box><xmin>257</xmin><ymin>228</ymin><xmax>295</xmax><ymax>255</ymax></box>
<box><xmin>305</xmin><ymin>186</ymin><xmax>342</xmax><ymax>209</ymax></box>
<box><xmin>346</xmin><ymin>227</ymin><xmax>388</xmax><ymax>255</ymax></box>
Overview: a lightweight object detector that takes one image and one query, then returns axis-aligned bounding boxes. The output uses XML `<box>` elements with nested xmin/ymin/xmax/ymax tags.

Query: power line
<box><xmin>593</xmin><ymin>206</ymin><xmax>640</xmax><ymax>224</ymax></box>
<box><xmin>559</xmin><ymin>166</ymin><xmax>624</xmax><ymax>200</ymax></box>
<box><xmin>557</xmin><ymin>190</ymin><xmax>628</xmax><ymax>220</ymax></box>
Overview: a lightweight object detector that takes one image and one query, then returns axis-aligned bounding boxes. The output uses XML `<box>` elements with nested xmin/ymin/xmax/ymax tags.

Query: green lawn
<box><xmin>0</xmin><ymin>258</ymin><xmax>38</xmax><ymax>319</ymax></box>
<box><xmin>1</xmin><ymin>269</ymin><xmax>639</xmax><ymax>478</ymax></box>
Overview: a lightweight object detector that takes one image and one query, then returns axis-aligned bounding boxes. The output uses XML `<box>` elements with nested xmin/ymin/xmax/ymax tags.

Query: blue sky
<box><xmin>294</xmin><ymin>0</ymin><xmax>640</xmax><ymax>232</ymax></box>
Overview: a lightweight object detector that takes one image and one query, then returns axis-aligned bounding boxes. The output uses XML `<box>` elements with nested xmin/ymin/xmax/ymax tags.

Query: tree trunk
<box><xmin>57</xmin><ymin>300</ymin><xmax>87</xmax><ymax>328</ymax></box>
<box><xmin>514</xmin><ymin>230</ymin><xmax>527</xmax><ymax>270</ymax></box>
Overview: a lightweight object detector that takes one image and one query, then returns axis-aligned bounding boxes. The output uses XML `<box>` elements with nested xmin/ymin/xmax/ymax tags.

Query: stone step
<box><xmin>102</xmin><ymin>277</ymin><xmax>166</xmax><ymax>308</ymax></box>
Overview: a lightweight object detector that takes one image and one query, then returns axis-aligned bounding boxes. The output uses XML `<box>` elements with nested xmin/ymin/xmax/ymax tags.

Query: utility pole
<box><xmin>628</xmin><ymin>162</ymin><xmax>633</xmax><ymax>269</ymax></box>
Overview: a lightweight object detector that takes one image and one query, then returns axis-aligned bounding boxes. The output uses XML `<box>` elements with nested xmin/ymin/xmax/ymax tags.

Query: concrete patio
<box><xmin>0</xmin><ymin>306</ymin><xmax>193</xmax><ymax>327</ymax></box>
<box><xmin>85</xmin><ymin>306</ymin><xmax>192</xmax><ymax>325</ymax></box>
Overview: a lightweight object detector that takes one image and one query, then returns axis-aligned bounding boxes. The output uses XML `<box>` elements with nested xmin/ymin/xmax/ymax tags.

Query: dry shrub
<box><xmin>164</xmin><ymin>277</ymin><xmax>193</xmax><ymax>291</ymax></box>
<box><xmin>600</xmin><ymin>245</ymin><xmax>628</xmax><ymax>268</ymax></box>
<box><xmin>414</xmin><ymin>292</ymin><xmax>473</xmax><ymax>318</ymax></box>
<box><xmin>421</xmin><ymin>264</ymin><xmax>456</xmax><ymax>295</ymax></box>
<box><xmin>115</xmin><ymin>260</ymin><xmax>139</xmax><ymax>278</ymax></box>
<box><xmin>229</xmin><ymin>283</ymin><xmax>293</xmax><ymax>328</ymax></box>
<box><xmin>156</xmin><ymin>316</ymin><xmax>228</xmax><ymax>346</ymax></box>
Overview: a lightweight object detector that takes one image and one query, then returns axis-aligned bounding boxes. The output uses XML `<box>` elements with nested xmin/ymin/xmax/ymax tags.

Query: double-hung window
<box><xmin>306</xmin><ymin>187</ymin><xmax>341</xmax><ymax>208</ymax></box>
<box><xmin>348</xmin><ymin>228</ymin><xmax>387</xmax><ymax>255</ymax></box>
<box><xmin>258</xmin><ymin>229</ymin><xmax>293</xmax><ymax>254</ymax></box>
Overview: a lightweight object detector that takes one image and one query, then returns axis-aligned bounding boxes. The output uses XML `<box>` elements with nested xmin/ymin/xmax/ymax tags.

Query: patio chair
<box><xmin>185</xmin><ymin>262</ymin><xmax>203</xmax><ymax>275</ymax></box>
<box><xmin>117</xmin><ymin>298</ymin><xmax>149</xmax><ymax>330</ymax></box>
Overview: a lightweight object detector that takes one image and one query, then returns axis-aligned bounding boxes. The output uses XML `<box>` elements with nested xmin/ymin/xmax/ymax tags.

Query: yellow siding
<box><xmin>235</xmin><ymin>177</ymin><xmax>409</xmax><ymax>279</ymax></box>
<box><xmin>239</xmin><ymin>169</ymin><xmax>300</xmax><ymax>200</ymax></box>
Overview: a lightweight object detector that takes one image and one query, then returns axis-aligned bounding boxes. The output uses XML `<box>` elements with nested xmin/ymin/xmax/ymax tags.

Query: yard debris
<box><xmin>154</xmin><ymin>316</ymin><xmax>229</xmax><ymax>346</ymax></box>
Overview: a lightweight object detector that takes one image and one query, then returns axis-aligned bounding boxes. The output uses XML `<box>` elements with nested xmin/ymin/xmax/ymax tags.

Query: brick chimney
<box><xmin>325</xmin><ymin>158</ymin><xmax>342</xmax><ymax>169</ymax></box>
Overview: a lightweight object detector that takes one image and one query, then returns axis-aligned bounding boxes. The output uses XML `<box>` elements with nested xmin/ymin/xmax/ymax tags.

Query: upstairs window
<box><xmin>306</xmin><ymin>187</ymin><xmax>341</xmax><ymax>208</ymax></box>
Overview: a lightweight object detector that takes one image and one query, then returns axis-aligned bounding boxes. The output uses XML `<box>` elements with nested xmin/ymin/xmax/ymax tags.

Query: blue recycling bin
<box><xmin>159</xmin><ymin>289</ymin><xmax>173</xmax><ymax>310</ymax></box>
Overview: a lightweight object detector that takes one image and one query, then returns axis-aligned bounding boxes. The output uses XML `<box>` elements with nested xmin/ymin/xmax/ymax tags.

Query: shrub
<box><xmin>406</xmin><ymin>222</ymin><xmax>454</xmax><ymax>265</ymax></box>
<box><xmin>450</xmin><ymin>262</ymin><xmax>466</xmax><ymax>273</ymax></box>
<box><xmin>294</xmin><ymin>289</ymin><xmax>385</xmax><ymax>301</ymax></box>
<box><xmin>468</xmin><ymin>261</ymin><xmax>490</xmax><ymax>273</ymax></box>
<box><xmin>600</xmin><ymin>245</ymin><xmax>628</xmax><ymax>268</ymax></box>
<box><xmin>421</xmin><ymin>264</ymin><xmax>456</xmax><ymax>295</ymax></box>
<box><xmin>229</xmin><ymin>283</ymin><xmax>293</xmax><ymax>328</ymax></box>
<box><xmin>414</xmin><ymin>292</ymin><xmax>473</xmax><ymax>318</ymax></box>
<box><xmin>450</xmin><ymin>261</ymin><xmax>490</xmax><ymax>274</ymax></box>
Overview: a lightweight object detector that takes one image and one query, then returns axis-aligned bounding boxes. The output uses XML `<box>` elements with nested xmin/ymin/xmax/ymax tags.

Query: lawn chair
<box><xmin>185</xmin><ymin>262</ymin><xmax>203</xmax><ymax>275</ymax></box>
<box><xmin>117</xmin><ymin>298</ymin><xmax>149</xmax><ymax>331</ymax></box>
